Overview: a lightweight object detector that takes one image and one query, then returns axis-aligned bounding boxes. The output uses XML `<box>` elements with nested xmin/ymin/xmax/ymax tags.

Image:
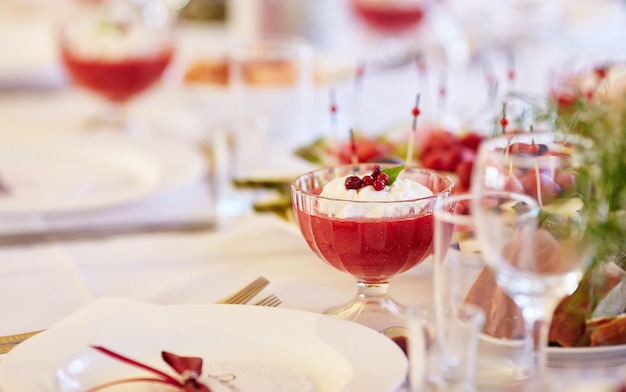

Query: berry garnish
<box><xmin>361</xmin><ymin>175</ymin><xmax>375</xmax><ymax>186</ymax></box>
<box><xmin>344</xmin><ymin>164</ymin><xmax>405</xmax><ymax>191</ymax></box>
<box><xmin>373</xmin><ymin>179</ymin><xmax>386</xmax><ymax>191</ymax></box>
<box><xmin>378</xmin><ymin>172</ymin><xmax>390</xmax><ymax>184</ymax></box>
<box><xmin>345</xmin><ymin>176</ymin><xmax>362</xmax><ymax>189</ymax></box>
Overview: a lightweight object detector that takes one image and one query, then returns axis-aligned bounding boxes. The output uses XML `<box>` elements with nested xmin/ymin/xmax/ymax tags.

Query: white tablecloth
<box><xmin>0</xmin><ymin>0</ymin><xmax>625</xmax><ymax>390</ymax></box>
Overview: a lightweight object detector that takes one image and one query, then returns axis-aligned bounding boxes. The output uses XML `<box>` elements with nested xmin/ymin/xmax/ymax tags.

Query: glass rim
<box><xmin>472</xmin><ymin>190</ymin><xmax>540</xmax><ymax>219</ymax></box>
<box><xmin>479</xmin><ymin>129</ymin><xmax>593</xmax><ymax>151</ymax></box>
<box><xmin>433</xmin><ymin>193</ymin><xmax>475</xmax><ymax>225</ymax></box>
<box><xmin>434</xmin><ymin>191</ymin><xmax>541</xmax><ymax>224</ymax></box>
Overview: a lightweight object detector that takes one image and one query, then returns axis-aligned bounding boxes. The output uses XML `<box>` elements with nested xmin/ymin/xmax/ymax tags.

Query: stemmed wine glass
<box><xmin>58</xmin><ymin>0</ymin><xmax>176</xmax><ymax>133</ymax></box>
<box><xmin>470</xmin><ymin>130</ymin><xmax>598</xmax><ymax>388</ymax></box>
<box><xmin>291</xmin><ymin>163</ymin><xmax>453</xmax><ymax>331</ymax></box>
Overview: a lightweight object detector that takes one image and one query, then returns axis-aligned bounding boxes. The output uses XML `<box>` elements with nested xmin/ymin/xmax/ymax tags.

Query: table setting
<box><xmin>0</xmin><ymin>0</ymin><xmax>626</xmax><ymax>391</ymax></box>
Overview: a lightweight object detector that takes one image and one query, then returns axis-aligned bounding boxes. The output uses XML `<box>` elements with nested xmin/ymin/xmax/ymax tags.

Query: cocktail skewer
<box><xmin>349</xmin><ymin>128</ymin><xmax>359</xmax><ymax>174</ymax></box>
<box><xmin>329</xmin><ymin>87</ymin><xmax>340</xmax><ymax>164</ymax></box>
<box><xmin>499</xmin><ymin>101</ymin><xmax>508</xmax><ymax>135</ymax></box>
<box><xmin>351</xmin><ymin>60</ymin><xmax>366</xmax><ymax>133</ymax></box>
<box><xmin>415</xmin><ymin>53</ymin><xmax>428</xmax><ymax>92</ymax></box>
<box><xmin>437</xmin><ymin>70</ymin><xmax>447</xmax><ymax>124</ymax></box>
<box><xmin>406</xmin><ymin>94</ymin><xmax>422</xmax><ymax>166</ymax></box>
<box><xmin>506</xmin><ymin>51</ymin><xmax>516</xmax><ymax>94</ymax></box>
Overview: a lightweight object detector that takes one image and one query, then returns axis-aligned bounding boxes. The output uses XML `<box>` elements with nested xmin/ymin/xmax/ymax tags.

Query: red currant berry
<box><xmin>372</xmin><ymin>165</ymin><xmax>382</xmax><ymax>178</ymax></box>
<box><xmin>361</xmin><ymin>175</ymin><xmax>375</xmax><ymax>186</ymax></box>
<box><xmin>499</xmin><ymin>117</ymin><xmax>509</xmax><ymax>128</ymax></box>
<box><xmin>373</xmin><ymin>179</ymin><xmax>386</xmax><ymax>191</ymax></box>
<box><xmin>345</xmin><ymin>176</ymin><xmax>362</xmax><ymax>189</ymax></box>
<box><xmin>378</xmin><ymin>172</ymin><xmax>390</xmax><ymax>184</ymax></box>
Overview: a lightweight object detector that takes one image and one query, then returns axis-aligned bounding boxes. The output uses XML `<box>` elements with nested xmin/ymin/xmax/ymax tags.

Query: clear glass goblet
<box><xmin>58</xmin><ymin>0</ymin><xmax>176</xmax><ymax>133</ymax></box>
<box><xmin>471</xmin><ymin>130</ymin><xmax>598</xmax><ymax>389</ymax></box>
<box><xmin>291</xmin><ymin>164</ymin><xmax>453</xmax><ymax>331</ymax></box>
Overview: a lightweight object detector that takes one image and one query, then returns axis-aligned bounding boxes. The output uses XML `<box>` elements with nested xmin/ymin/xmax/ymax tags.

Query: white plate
<box><xmin>547</xmin><ymin>344</ymin><xmax>626</xmax><ymax>368</ymax></box>
<box><xmin>0</xmin><ymin>304</ymin><xmax>408</xmax><ymax>391</ymax></box>
<box><xmin>480</xmin><ymin>333</ymin><xmax>626</xmax><ymax>368</ymax></box>
<box><xmin>0</xmin><ymin>134</ymin><xmax>206</xmax><ymax>214</ymax></box>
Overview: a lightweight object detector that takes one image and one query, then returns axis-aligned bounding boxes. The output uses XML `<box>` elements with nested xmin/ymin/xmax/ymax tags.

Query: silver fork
<box><xmin>0</xmin><ymin>276</ymin><xmax>272</xmax><ymax>354</ymax></box>
<box><xmin>252</xmin><ymin>294</ymin><xmax>282</xmax><ymax>307</ymax></box>
<box><xmin>215</xmin><ymin>276</ymin><xmax>269</xmax><ymax>304</ymax></box>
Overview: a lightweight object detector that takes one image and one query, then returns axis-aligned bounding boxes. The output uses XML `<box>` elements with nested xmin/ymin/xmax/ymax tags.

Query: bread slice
<box><xmin>549</xmin><ymin>262</ymin><xmax>626</xmax><ymax>347</ymax></box>
<box><xmin>588</xmin><ymin>315</ymin><xmax>626</xmax><ymax>346</ymax></box>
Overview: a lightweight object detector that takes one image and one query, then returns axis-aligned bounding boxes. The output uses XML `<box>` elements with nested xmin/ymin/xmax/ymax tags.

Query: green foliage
<box><xmin>550</xmin><ymin>94</ymin><xmax>625</xmax><ymax>268</ymax></box>
<box><xmin>493</xmin><ymin>87</ymin><xmax>625</xmax><ymax>268</ymax></box>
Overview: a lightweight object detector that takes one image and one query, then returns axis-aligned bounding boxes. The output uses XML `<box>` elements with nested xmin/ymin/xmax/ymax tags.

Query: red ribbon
<box><xmin>87</xmin><ymin>345</ymin><xmax>212</xmax><ymax>392</ymax></box>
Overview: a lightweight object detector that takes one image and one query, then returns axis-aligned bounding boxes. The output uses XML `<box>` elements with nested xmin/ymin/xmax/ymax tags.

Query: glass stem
<box><xmin>85</xmin><ymin>101</ymin><xmax>127</xmax><ymax>132</ymax></box>
<box><xmin>520</xmin><ymin>296</ymin><xmax>559</xmax><ymax>382</ymax></box>
<box><xmin>104</xmin><ymin>101</ymin><xmax>126</xmax><ymax>128</ymax></box>
<box><xmin>522</xmin><ymin>316</ymin><xmax>548</xmax><ymax>377</ymax></box>
<box><xmin>521</xmin><ymin>308</ymin><xmax>539</xmax><ymax>374</ymax></box>
<box><xmin>356</xmin><ymin>281</ymin><xmax>392</xmax><ymax>301</ymax></box>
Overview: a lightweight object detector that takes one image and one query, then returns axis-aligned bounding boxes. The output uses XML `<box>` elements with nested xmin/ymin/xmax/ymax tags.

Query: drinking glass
<box><xmin>405</xmin><ymin>301</ymin><xmax>485</xmax><ymax>391</ymax></box>
<box><xmin>291</xmin><ymin>164</ymin><xmax>453</xmax><ymax>331</ymax></box>
<box><xmin>228</xmin><ymin>35</ymin><xmax>314</xmax><ymax>179</ymax></box>
<box><xmin>434</xmin><ymin>192</ymin><xmax>533</xmax><ymax>388</ymax></box>
<box><xmin>349</xmin><ymin>0</ymin><xmax>430</xmax><ymax>63</ymax></box>
<box><xmin>351</xmin><ymin>0</ymin><xmax>428</xmax><ymax>34</ymax></box>
<box><xmin>58</xmin><ymin>0</ymin><xmax>176</xmax><ymax>132</ymax></box>
<box><xmin>471</xmin><ymin>130</ymin><xmax>598</xmax><ymax>389</ymax></box>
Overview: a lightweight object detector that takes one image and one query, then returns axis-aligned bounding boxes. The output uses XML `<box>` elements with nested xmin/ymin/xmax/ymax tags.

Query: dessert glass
<box><xmin>292</xmin><ymin>164</ymin><xmax>453</xmax><ymax>330</ymax></box>
<box><xmin>58</xmin><ymin>0</ymin><xmax>175</xmax><ymax>132</ymax></box>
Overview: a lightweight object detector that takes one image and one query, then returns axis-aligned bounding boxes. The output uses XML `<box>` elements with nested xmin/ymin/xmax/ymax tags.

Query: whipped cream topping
<box><xmin>317</xmin><ymin>176</ymin><xmax>434</xmax><ymax>219</ymax></box>
<box><xmin>63</xmin><ymin>6</ymin><xmax>172</xmax><ymax>61</ymax></box>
